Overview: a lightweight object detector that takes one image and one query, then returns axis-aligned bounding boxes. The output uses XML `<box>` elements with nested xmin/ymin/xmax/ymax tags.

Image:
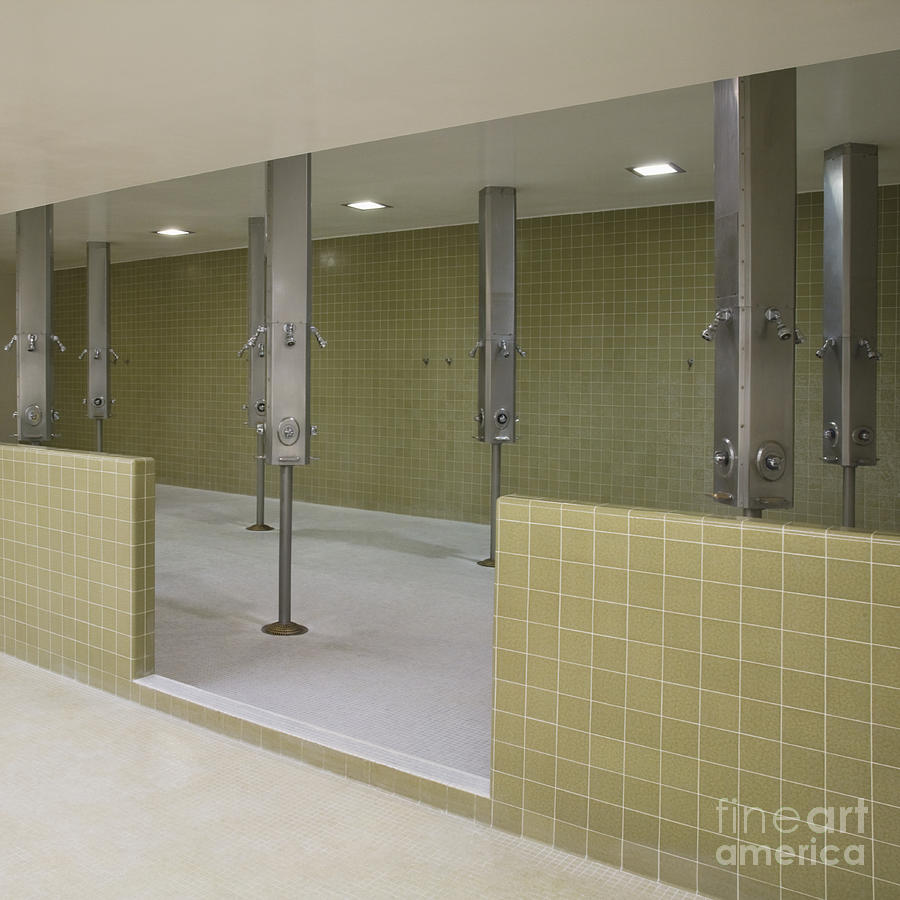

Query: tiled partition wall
<box><xmin>52</xmin><ymin>187</ymin><xmax>899</xmax><ymax>532</ymax></box>
<box><xmin>0</xmin><ymin>445</ymin><xmax>155</xmax><ymax>691</ymax></box>
<box><xmin>493</xmin><ymin>496</ymin><xmax>900</xmax><ymax>900</ymax></box>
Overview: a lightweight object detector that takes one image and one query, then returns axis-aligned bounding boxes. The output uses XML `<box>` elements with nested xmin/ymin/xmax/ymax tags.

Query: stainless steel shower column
<box><xmin>705</xmin><ymin>70</ymin><xmax>797</xmax><ymax>517</ymax></box>
<box><xmin>475</xmin><ymin>186</ymin><xmax>518</xmax><ymax>567</ymax></box>
<box><xmin>85</xmin><ymin>242</ymin><xmax>114</xmax><ymax>452</ymax></box>
<box><xmin>262</xmin><ymin>155</ymin><xmax>311</xmax><ymax>637</ymax></box>
<box><xmin>821</xmin><ymin>143</ymin><xmax>879</xmax><ymax>528</ymax></box>
<box><xmin>8</xmin><ymin>206</ymin><xmax>62</xmax><ymax>443</ymax></box>
<box><xmin>242</xmin><ymin>216</ymin><xmax>273</xmax><ymax>531</ymax></box>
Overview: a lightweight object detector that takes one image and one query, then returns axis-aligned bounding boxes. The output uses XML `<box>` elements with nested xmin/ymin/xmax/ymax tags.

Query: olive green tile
<box><xmin>702</xmin><ymin>545</ymin><xmax>741</xmax><ymax>585</ymax></box>
<box><xmin>629</xmin><ymin>536</ymin><xmax>663</xmax><ymax>574</ymax></box>
<box><xmin>826</xmin><ymin>637</ymin><xmax>871</xmax><ymax>682</ymax></box>
<box><xmin>559</xmin><ymin>594</ymin><xmax>592</xmax><ymax>631</ymax></box>
<box><xmin>827</xmin><ymin>558</ymin><xmax>872</xmax><ymax>604</ymax></box>
<box><xmin>874</xmin><ymin>564</ymin><xmax>900</xmax><ymax>608</ymax></box>
<box><xmin>665</xmin><ymin>540</ymin><xmax>702</xmax><ymax>579</ymax></box>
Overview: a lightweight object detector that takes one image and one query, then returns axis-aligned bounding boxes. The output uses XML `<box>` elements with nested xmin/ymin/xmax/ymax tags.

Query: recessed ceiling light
<box><xmin>342</xmin><ymin>201</ymin><xmax>391</xmax><ymax>211</ymax></box>
<box><xmin>627</xmin><ymin>162</ymin><xmax>685</xmax><ymax>177</ymax></box>
<box><xmin>154</xmin><ymin>227</ymin><xmax>193</xmax><ymax>236</ymax></box>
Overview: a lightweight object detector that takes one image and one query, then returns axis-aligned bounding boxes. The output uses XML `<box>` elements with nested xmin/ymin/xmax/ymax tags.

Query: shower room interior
<box><xmin>1</xmin><ymin>46</ymin><xmax>899</xmax><ymax>900</ymax></box>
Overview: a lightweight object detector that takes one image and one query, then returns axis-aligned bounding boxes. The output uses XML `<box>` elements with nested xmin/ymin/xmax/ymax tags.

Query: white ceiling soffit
<box><xmin>0</xmin><ymin>48</ymin><xmax>897</xmax><ymax>272</ymax></box>
<box><xmin>0</xmin><ymin>0</ymin><xmax>898</xmax><ymax>218</ymax></box>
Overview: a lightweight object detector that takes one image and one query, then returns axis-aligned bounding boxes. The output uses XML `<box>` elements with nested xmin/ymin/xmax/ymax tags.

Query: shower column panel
<box><xmin>476</xmin><ymin>186</ymin><xmax>517</xmax><ymax>566</ymax></box>
<box><xmin>709</xmin><ymin>70</ymin><xmax>797</xmax><ymax>516</ymax></box>
<box><xmin>821</xmin><ymin>143</ymin><xmax>879</xmax><ymax>528</ymax></box>
<box><xmin>262</xmin><ymin>154</ymin><xmax>311</xmax><ymax>636</ymax></box>
<box><xmin>243</xmin><ymin>216</ymin><xmax>273</xmax><ymax>531</ymax></box>
<box><xmin>85</xmin><ymin>242</ymin><xmax>113</xmax><ymax>452</ymax></box>
<box><xmin>14</xmin><ymin>206</ymin><xmax>60</xmax><ymax>443</ymax></box>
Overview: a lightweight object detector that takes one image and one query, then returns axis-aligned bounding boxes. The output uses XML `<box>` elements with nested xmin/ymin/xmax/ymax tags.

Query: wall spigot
<box><xmin>764</xmin><ymin>307</ymin><xmax>792</xmax><ymax>341</ymax></box>
<box><xmin>108</xmin><ymin>348</ymin><xmax>119</xmax><ymax>362</ymax></box>
<box><xmin>238</xmin><ymin>324</ymin><xmax>267</xmax><ymax>357</ymax></box>
<box><xmin>815</xmin><ymin>337</ymin><xmax>836</xmax><ymax>358</ymax></box>
<box><xmin>283</xmin><ymin>322</ymin><xmax>296</xmax><ymax>346</ymax></box>
<box><xmin>794</xmin><ymin>328</ymin><xmax>806</xmax><ymax>345</ymax></box>
<box><xmin>701</xmin><ymin>308</ymin><xmax>732</xmax><ymax>341</ymax></box>
<box><xmin>497</xmin><ymin>339</ymin><xmax>510</xmax><ymax>358</ymax></box>
<box><xmin>515</xmin><ymin>345</ymin><xmax>526</xmax><ymax>358</ymax></box>
<box><xmin>3</xmin><ymin>335</ymin><xmax>16</xmax><ymax>352</ymax></box>
<box><xmin>859</xmin><ymin>338</ymin><xmax>881</xmax><ymax>360</ymax></box>
<box><xmin>78</xmin><ymin>348</ymin><xmax>88</xmax><ymax>359</ymax></box>
<box><xmin>50</xmin><ymin>335</ymin><xmax>66</xmax><ymax>352</ymax></box>
<box><xmin>26</xmin><ymin>333</ymin><xmax>37</xmax><ymax>351</ymax></box>
<box><xmin>468</xmin><ymin>340</ymin><xmax>483</xmax><ymax>358</ymax></box>
<box><xmin>310</xmin><ymin>325</ymin><xmax>327</xmax><ymax>348</ymax></box>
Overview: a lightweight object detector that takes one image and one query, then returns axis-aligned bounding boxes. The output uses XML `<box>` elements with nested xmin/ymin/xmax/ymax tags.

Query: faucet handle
<box><xmin>515</xmin><ymin>344</ymin><xmax>526</xmax><ymax>358</ymax></box>
<box><xmin>310</xmin><ymin>325</ymin><xmax>327</xmax><ymax>348</ymax></box>
<box><xmin>78</xmin><ymin>348</ymin><xmax>88</xmax><ymax>360</ymax></box>
<box><xmin>815</xmin><ymin>338</ymin><xmax>835</xmax><ymax>359</ymax></box>
<box><xmin>50</xmin><ymin>334</ymin><xmax>66</xmax><ymax>352</ymax></box>
<box><xmin>497</xmin><ymin>339</ymin><xmax>510</xmax><ymax>358</ymax></box>
<box><xmin>108</xmin><ymin>348</ymin><xmax>120</xmax><ymax>362</ymax></box>
<box><xmin>468</xmin><ymin>340</ymin><xmax>483</xmax><ymax>358</ymax></box>
<box><xmin>3</xmin><ymin>334</ymin><xmax>17</xmax><ymax>352</ymax></box>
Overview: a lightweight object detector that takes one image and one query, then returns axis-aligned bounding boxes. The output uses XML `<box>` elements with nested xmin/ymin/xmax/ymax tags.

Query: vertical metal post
<box><xmin>244</xmin><ymin>217</ymin><xmax>273</xmax><ymax>531</ymax></box>
<box><xmin>15</xmin><ymin>206</ymin><xmax>56</xmax><ymax>443</ymax></box>
<box><xmin>821</xmin><ymin>143</ymin><xmax>879</xmax><ymax>529</ymax></box>
<box><xmin>85</xmin><ymin>242</ymin><xmax>112</xmax><ymax>443</ymax></box>
<box><xmin>488</xmin><ymin>444</ymin><xmax>502</xmax><ymax>561</ymax></box>
<box><xmin>707</xmin><ymin>71</ymin><xmax>797</xmax><ymax>516</ymax></box>
<box><xmin>475</xmin><ymin>186</ymin><xmax>518</xmax><ymax>567</ymax></box>
<box><xmin>842</xmin><ymin>466</ymin><xmax>856</xmax><ymax>529</ymax></box>
<box><xmin>261</xmin><ymin>155</ymin><xmax>311</xmax><ymax>636</ymax></box>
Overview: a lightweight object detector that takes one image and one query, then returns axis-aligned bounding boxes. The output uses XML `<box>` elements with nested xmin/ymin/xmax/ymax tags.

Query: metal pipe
<box><xmin>261</xmin><ymin>465</ymin><xmax>307</xmax><ymax>635</ymax></box>
<box><xmin>743</xmin><ymin>508</ymin><xmax>763</xmax><ymax>518</ymax></box>
<box><xmin>278</xmin><ymin>465</ymin><xmax>292</xmax><ymax>623</ymax></box>
<box><xmin>246</xmin><ymin>427</ymin><xmax>273</xmax><ymax>531</ymax></box>
<box><xmin>96</xmin><ymin>419</ymin><xmax>103</xmax><ymax>453</ymax></box>
<box><xmin>842</xmin><ymin>466</ymin><xmax>856</xmax><ymax>529</ymax></box>
<box><xmin>479</xmin><ymin>444</ymin><xmax>502</xmax><ymax>566</ymax></box>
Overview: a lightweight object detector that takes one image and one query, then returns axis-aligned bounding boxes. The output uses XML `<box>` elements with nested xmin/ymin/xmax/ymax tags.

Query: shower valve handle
<box><xmin>515</xmin><ymin>345</ymin><xmax>526</xmax><ymax>358</ymax></box>
<box><xmin>3</xmin><ymin>334</ymin><xmax>17</xmax><ymax>352</ymax></box>
<box><xmin>50</xmin><ymin>335</ymin><xmax>66</xmax><ymax>353</ymax></box>
<box><xmin>815</xmin><ymin>338</ymin><xmax>836</xmax><ymax>359</ymax></box>
<box><xmin>108</xmin><ymin>348</ymin><xmax>120</xmax><ymax>362</ymax></box>
<box><xmin>310</xmin><ymin>325</ymin><xmax>327</xmax><ymax>349</ymax></box>
<box><xmin>468</xmin><ymin>341</ymin><xmax>483</xmax><ymax>358</ymax></box>
<box><xmin>497</xmin><ymin>339</ymin><xmax>510</xmax><ymax>358</ymax></box>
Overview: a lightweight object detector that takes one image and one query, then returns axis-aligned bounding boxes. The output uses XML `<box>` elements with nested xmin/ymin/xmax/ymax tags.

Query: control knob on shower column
<box><xmin>701</xmin><ymin>308</ymin><xmax>732</xmax><ymax>341</ymax></box>
<box><xmin>858</xmin><ymin>338</ymin><xmax>881</xmax><ymax>360</ymax></box>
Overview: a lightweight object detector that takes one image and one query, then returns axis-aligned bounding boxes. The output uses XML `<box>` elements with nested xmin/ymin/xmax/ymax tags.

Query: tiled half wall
<box><xmin>493</xmin><ymin>496</ymin><xmax>900</xmax><ymax>900</ymax></box>
<box><xmin>0</xmin><ymin>445</ymin><xmax>155</xmax><ymax>690</ymax></box>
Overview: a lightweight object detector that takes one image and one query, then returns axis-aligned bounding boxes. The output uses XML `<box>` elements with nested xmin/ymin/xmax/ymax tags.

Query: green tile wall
<box><xmin>494</xmin><ymin>495</ymin><xmax>900</xmax><ymax>899</ymax></box>
<box><xmin>0</xmin><ymin>444</ymin><xmax>155</xmax><ymax>689</ymax></box>
<box><xmin>51</xmin><ymin>188</ymin><xmax>899</xmax><ymax>532</ymax></box>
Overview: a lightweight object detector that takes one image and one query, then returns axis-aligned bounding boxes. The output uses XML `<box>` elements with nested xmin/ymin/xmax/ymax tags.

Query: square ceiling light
<box><xmin>342</xmin><ymin>200</ymin><xmax>391</xmax><ymax>210</ymax></box>
<box><xmin>626</xmin><ymin>162</ymin><xmax>685</xmax><ymax>177</ymax></box>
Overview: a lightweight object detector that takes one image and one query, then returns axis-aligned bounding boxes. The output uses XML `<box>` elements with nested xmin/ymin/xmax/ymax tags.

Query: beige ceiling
<box><xmin>1</xmin><ymin>0</ymin><xmax>898</xmax><ymax>222</ymax></box>
<box><xmin>0</xmin><ymin>48</ymin><xmax>898</xmax><ymax>273</ymax></box>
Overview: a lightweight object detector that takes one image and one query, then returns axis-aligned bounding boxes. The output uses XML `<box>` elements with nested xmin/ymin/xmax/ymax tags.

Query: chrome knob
<box><xmin>816</xmin><ymin>338</ymin><xmax>835</xmax><ymax>359</ymax></box>
<box><xmin>859</xmin><ymin>338</ymin><xmax>881</xmax><ymax>360</ymax></box>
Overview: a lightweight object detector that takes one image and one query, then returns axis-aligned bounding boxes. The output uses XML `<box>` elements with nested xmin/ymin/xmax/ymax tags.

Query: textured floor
<box><xmin>155</xmin><ymin>485</ymin><xmax>494</xmax><ymax>780</ymax></box>
<box><xmin>0</xmin><ymin>655</ymin><xmax>698</xmax><ymax>899</ymax></box>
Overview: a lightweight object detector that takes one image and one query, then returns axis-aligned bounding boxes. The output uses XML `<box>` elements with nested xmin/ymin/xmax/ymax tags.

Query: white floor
<box><xmin>0</xmin><ymin>656</ymin><xmax>697</xmax><ymax>899</ymax></box>
<box><xmin>154</xmin><ymin>485</ymin><xmax>495</xmax><ymax>785</ymax></box>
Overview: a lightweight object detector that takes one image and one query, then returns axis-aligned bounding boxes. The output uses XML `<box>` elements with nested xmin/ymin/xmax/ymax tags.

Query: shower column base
<box><xmin>476</xmin><ymin>557</ymin><xmax>495</xmax><ymax>568</ymax></box>
<box><xmin>262</xmin><ymin>621</ymin><xmax>308</xmax><ymax>636</ymax></box>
